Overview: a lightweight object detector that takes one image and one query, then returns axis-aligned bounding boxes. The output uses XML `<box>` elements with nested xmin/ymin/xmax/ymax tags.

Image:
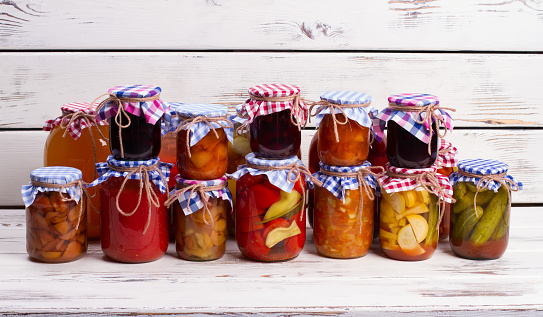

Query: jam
<box><xmin>387</xmin><ymin>120</ymin><xmax>438</xmax><ymax>169</ymax></box>
<box><xmin>249</xmin><ymin>109</ymin><xmax>301</xmax><ymax>159</ymax></box>
<box><xmin>109</xmin><ymin>113</ymin><xmax>161</xmax><ymax>161</ymax></box>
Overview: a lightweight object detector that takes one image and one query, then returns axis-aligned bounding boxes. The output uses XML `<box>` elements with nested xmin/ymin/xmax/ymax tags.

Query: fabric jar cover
<box><xmin>312</xmin><ymin>91</ymin><xmax>374</xmax><ymax>129</ymax></box>
<box><xmin>43</xmin><ymin>102</ymin><xmax>107</xmax><ymax>140</ymax></box>
<box><xmin>170</xmin><ymin>176</ymin><xmax>232</xmax><ymax>216</ymax></box>
<box><xmin>372</xmin><ymin>93</ymin><xmax>454</xmax><ymax>143</ymax></box>
<box><xmin>379</xmin><ymin>163</ymin><xmax>454</xmax><ymax>203</ymax></box>
<box><xmin>312</xmin><ymin>161</ymin><xmax>380</xmax><ymax>203</ymax></box>
<box><xmin>449</xmin><ymin>159</ymin><xmax>523</xmax><ymax>193</ymax></box>
<box><xmin>95</xmin><ymin>85</ymin><xmax>170</xmax><ymax>125</ymax></box>
<box><xmin>22</xmin><ymin>166</ymin><xmax>84</xmax><ymax>207</ymax></box>
<box><xmin>239</xmin><ymin>84</ymin><xmax>308</xmax><ymax>126</ymax></box>
<box><xmin>228</xmin><ymin>104</ymin><xmax>248</xmax><ymax>137</ymax></box>
<box><xmin>229</xmin><ymin>153</ymin><xmax>315</xmax><ymax>193</ymax></box>
<box><xmin>436</xmin><ymin>138</ymin><xmax>458</xmax><ymax>168</ymax></box>
<box><xmin>88</xmin><ymin>155</ymin><xmax>172</xmax><ymax>194</ymax></box>
<box><xmin>166</xmin><ymin>103</ymin><xmax>234</xmax><ymax>146</ymax></box>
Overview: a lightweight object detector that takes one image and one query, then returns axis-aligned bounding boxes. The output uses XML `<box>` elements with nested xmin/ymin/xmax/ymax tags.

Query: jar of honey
<box><xmin>435</xmin><ymin>139</ymin><xmax>458</xmax><ymax>240</ymax></box>
<box><xmin>43</xmin><ymin>102</ymin><xmax>110</xmax><ymax>239</ymax></box>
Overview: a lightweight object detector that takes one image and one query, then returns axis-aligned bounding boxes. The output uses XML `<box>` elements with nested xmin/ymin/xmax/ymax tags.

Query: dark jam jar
<box><xmin>109</xmin><ymin>112</ymin><xmax>161</xmax><ymax>160</ymax></box>
<box><xmin>387</xmin><ymin>120</ymin><xmax>438</xmax><ymax>169</ymax></box>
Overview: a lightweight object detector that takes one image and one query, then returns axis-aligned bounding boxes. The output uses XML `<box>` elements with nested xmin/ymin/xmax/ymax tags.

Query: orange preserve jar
<box><xmin>435</xmin><ymin>139</ymin><xmax>458</xmax><ymax>240</ymax></box>
<box><xmin>167</xmin><ymin>103</ymin><xmax>233</xmax><ymax>180</ymax></box>
<box><xmin>167</xmin><ymin>176</ymin><xmax>232</xmax><ymax>261</ymax></box>
<box><xmin>43</xmin><ymin>102</ymin><xmax>110</xmax><ymax>239</ymax></box>
<box><xmin>89</xmin><ymin>156</ymin><xmax>173</xmax><ymax>263</ymax></box>
<box><xmin>378</xmin><ymin>164</ymin><xmax>453</xmax><ymax>261</ymax></box>
<box><xmin>22</xmin><ymin>167</ymin><xmax>88</xmax><ymax>263</ymax></box>
<box><xmin>312</xmin><ymin>162</ymin><xmax>379</xmax><ymax>258</ymax></box>
<box><xmin>449</xmin><ymin>159</ymin><xmax>522</xmax><ymax>260</ymax></box>
<box><xmin>312</xmin><ymin>91</ymin><xmax>374</xmax><ymax>166</ymax></box>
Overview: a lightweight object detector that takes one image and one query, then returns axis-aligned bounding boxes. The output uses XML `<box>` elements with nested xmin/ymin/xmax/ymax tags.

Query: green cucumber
<box><xmin>470</xmin><ymin>186</ymin><xmax>509</xmax><ymax>246</ymax></box>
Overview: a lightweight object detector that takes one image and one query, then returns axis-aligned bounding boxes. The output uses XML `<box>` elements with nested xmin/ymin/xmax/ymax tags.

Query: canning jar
<box><xmin>307</xmin><ymin>132</ymin><xmax>319</xmax><ymax>228</ymax></box>
<box><xmin>367</xmin><ymin>133</ymin><xmax>388</xmax><ymax>238</ymax></box>
<box><xmin>22</xmin><ymin>167</ymin><xmax>88</xmax><ymax>263</ymax></box>
<box><xmin>240</xmin><ymin>84</ymin><xmax>308</xmax><ymax>159</ymax></box>
<box><xmin>312</xmin><ymin>162</ymin><xmax>380</xmax><ymax>258</ymax></box>
<box><xmin>43</xmin><ymin>102</ymin><xmax>110</xmax><ymax>239</ymax></box>
<box><xmin>373</xmin><ymin>93</ymin><xmax>454</xmax><ymax>169</ymax></box>
<box><xmin>378</xmin><ymin>164</ymin><xmax>453</xmax><ymax>261</ymax></box>
<box><xmin>311</xmin><ymin>91</ymin><xmax>374</xmax><ymax>166</ymax></box>
<box><xmin>449</xmin><ymin>159</ymin><xmax>522</xmax><ymax>260</ymax></box>
<box><xmin>435</xmin><ymin>139</ymin><xmax>458</xmax><ymax>240</ymax></box>
<box><xmin>166</xmin><ymin>176</ymin><xmax>232</xmax><ymax>261</ymax></box>
<box><xmin>89</xmin><ymin>156</ymin><xmax>172</xmax><ymax>263</ymax></box>
<box><xmin>94</xmin><ymin>85</ymin><xmax>169</xmax><ymax>161</ymax></box>
<box><xmin>230</xmin><ymin>153</ymin><xmax>319</xmax><ymax>261</ymax></box>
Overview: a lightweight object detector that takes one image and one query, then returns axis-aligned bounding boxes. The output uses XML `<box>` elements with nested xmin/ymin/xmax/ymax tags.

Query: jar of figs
<box><xmin>378</xmin><ymin>164</ymin><xmax>453</xmax><ymax>261</ymax></box>
<box><xmin>373</xmin><ymin>93</ymin><xmax>455</xmax><ymax>169</ymax></box>
<box><xmin>449</xmin><ymin>159</ymin><xmax>522</xmax><ymax>260</ymax></box>
<box><xmin>312</xmin><ymin>162</ymin><xmax>382</xmax><ymax>258</ymax></box>
<box><xmin>239</xmin><ymin>84</ymin><xmax>308</xmax><ymax>159</ymax></box>
<box><xmin>230</xmin><ymin>153</ymin><xmax>320</xmax><ymax>261</ymax></box>
<box><xmin>43</xmin><ymin>102</ymin><xmax>110</xmax><ymax>239</ymax></box>
<box><xmin>165</xmin><ymin>176</ymin><xmax>232</xmax><ymax>261</ymax></box>
<box><xmin>435</xmin><ymin>139</ymin><xmax>458</xmax><ymax>240</ymax></box>
<box><xmin>22</xmin><ymin>166</ymin><xmax>88</xmax><ymax>263</ymax></box>
<box><xmin>89</xmin><ymin>155</ymin><xmax>173</xmax><ymax>263</ymax></box>
<box><xmin>94</xmin><ymin>85</ymin><xmax>169</xmax><ymax>161</ymax></box>
<box><xmin>310</xmin><ymin>91</ymin><xmax>374</xmax><ymax>166</ymax></box>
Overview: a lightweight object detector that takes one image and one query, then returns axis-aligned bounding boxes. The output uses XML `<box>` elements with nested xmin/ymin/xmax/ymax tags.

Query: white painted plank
<box><xmin>1</xmin><ymin>52</ymin><xmax>542</xmax><ymax>128</ymax></box>
<box><xmin>1</xmin><ymin>0</ymin><xmax>543</xmax><ymax>51</ymax></box>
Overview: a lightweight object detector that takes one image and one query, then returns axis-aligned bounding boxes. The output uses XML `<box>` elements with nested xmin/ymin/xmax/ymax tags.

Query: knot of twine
<box><xmin>457</xmin><ymin>170</ymin><xmax>520</xmax><ymax>218</ymax></box>
<box><xmin>386</xmin><ymin>170</ymin><xmax>455</xmax><ymax>230</ymax></box>
<box><xmin>174</xmin><ymin>115</ymin><xmax>233</xmax><ymax>157</ymax></box>
<box><xmin>308</xmin><ymin>100</ymin><xmax>372</xmax><ymax>143</ymax></box>
<box><xmin>246</xmin><ymin>162</ymin><xmax>323</xmax><ymax>222</ymax></box>
<box><xmin>164</xmin><ymin>182</ymin><xmax>228</xmax><ymax>227</ymax></box>
<box><xmin>388</xmin><ymin>103</ymin><xmax>456</xmax><ymax>155</ymax></box>
<box><xmin>108</xmin><ymin>162</ymin><xmax>169</xmax><ymax>234</ymax></box>
<box><xmin>93</xmin><ymin>93</ymin><xmax>161</xmax><ymax>159</ymax></box>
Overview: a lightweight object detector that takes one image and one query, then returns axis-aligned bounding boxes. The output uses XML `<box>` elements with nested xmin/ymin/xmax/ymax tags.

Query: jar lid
<box><xmin>43</xmin><ymin>102</ymin><xmax>108</xmax><ymax>140</ymax></box>
<box><xmin>60</xmin><ymin>102</ymin><xmax>98</xmax><ymax>115</ymax></box>
<box><xmin>450</xmin><ymin>159</ymin><xmax>523</xmax><ymax>192</ymax></box>
<box><xmin>313</xmin><ymin>161</ymin><xmax>379</xmax><ymax>202</ymax></box>
<box><xmin>21</xmin><ymin>166</ymin><xmax>83</xmax><ymax>207</ymax></box>
<box><xmin>436</xmin><ymin>138</ymin><xmax>458</xmax><ymax>168</ymax></box>
<box><xmin>388</xmin><ymin>93</ymin><xmax>439</xmax><ymax>107</ymax></box>
<box><xmin>320</xmin><ymin>91</ymin><xmax>372</xmax><ymax>105</ymax></box>
<box><xmin>171</xmin><ymin>103</ymin><xmax>229</xmax><ymax>118</ymax></box>
<box><xmin>171</xmin><ymin>176</ymin><xmax>232</xmax><ymax>215</ymax></box>
<box><xmin>313</xmin><ymin>91</ymin><xmax>374</xmax><ymax>130</ymax></box>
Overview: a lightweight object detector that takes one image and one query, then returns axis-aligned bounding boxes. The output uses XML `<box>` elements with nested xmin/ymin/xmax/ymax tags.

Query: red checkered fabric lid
<box><xmin>436</xmin><ymin>138</ymin><xmax>458</xmax><ymax>168</ymax></box>
<box><xmin>239</xmin><ymin>84</ymin><xmax>308</xmax><ymax>126</ymax></box>
<box><xmin>43</xmin><ymin>102</ymin><xmax>106</xmax><ymax>140</ymax></box>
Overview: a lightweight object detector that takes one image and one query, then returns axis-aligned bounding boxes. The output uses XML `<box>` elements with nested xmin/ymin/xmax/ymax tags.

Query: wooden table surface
<box><xmin>1</xmin><ymin>207</ymin><xmax>542</xmax><ymax>316</ymax></box>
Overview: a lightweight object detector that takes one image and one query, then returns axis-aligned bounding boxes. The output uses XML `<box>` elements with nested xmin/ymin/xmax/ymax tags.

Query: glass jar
<box><xmin>435</xmin><ymin>139</ymin><xmax>458</xmax><ymax>240</ymax></box>
<box><xmin>22</xmin><ymin>167</ymin><xmax>87</xmax><ymax>263</ymax></box>
<box><xmin>449</xmin><ymin>159</ymin><xmax>522</xmax><ymax>260</ymax></box>
<box><xmin>109</xmin><ymin>112</ymin><xmax>162</xmax><ymax>160</ymax></box>
<box><xmin>367</xmin><ymin>135</ymin><xmax>388</xmax><ymax>239</ymax></box>
<box><xmin>43</xmin><ymin>102</ymin><xmax>110</xmax><ymax>239</ymax></box>
<box><xmin>307</xmin><ymin>132</ymin><xmax>319</xmax><ymax>228</ymax></box>
<box><xmin>387</xmin><ymin>120</ymin><xmax>438</xmax><ymax>169</ymax></box>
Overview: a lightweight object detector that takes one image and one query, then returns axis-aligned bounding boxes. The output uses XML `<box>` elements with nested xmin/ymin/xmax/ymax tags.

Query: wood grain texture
<box><xmin>0</xmin><ymin>52</ymin><xmax>542</xmax><ymax>128</ymax></box>
<box><xmin>1</xmin><ymin>0</ymin><xmax>543</xmax><ymax>51</ymax></box>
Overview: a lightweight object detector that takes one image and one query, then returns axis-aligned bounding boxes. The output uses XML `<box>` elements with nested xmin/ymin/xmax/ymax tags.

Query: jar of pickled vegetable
<box><xmin>435</xmin><ymin>139</ymin><xmax>458</xmax><ymax>240</ymax></box>
<box><xmin>373</xmin><ymin>93</ymin><xmax>455</xmax><ymax>169</ymax></box>
<box><xmin>166</xmin><ymin>176</ymin><xmax>232</xmax><ymax>261</ymax></box>
<box><xmin>22</xmin><ymin>167</ymin><xmax>88</xmax><ymax>263</ymax></box>
<box><xmin>307</xmin><ymin>132</ymin><xmax>319</xmax><ymax>228</ymax></box>
<box><xmin>94</xmin><ymin>85</ymin><xmax>169</xmax><ymax>161</ymax></box>
<box><xmin>239</xmin><ymin>84</ymin><xmax>308</xmax><ymax>159</ymax></box>
<box><xmin>43</xmin><ymin>102</ymin><xmax>110</xmax><ymax>239</ymax></box>
<box><xmin>312</xmin><ymin>162</ymin><xmax>380</xmax><ymax>258</ymax></box>
<box><xmin>89</xmin><ymin>156</ymin><xmax>173</xmax><ymax>263</ymax></box>
<box><xmin>230</xmin><ymin>153</ymin><xmax>319</xmax><ymax>261</ymax></box>
<box><xmin>311</xmin><ymin>91</ymin><xmax>374</xmax><ymax>166</ymax></box>
<box><xmin>378</xmin><ymin>164</ymin><xmax>453</xmax><ymax>261</ymax></box>
<box><xmin>449</xmin><ymin>159</ymin><xmax>522</xmax><ymax>260</ymax></box>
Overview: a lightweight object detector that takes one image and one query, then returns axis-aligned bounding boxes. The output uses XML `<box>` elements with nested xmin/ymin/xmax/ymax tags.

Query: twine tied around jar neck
<box><xmin>388</xmin><ymin>103</ymin><xmax>456</xmax><ymax>155</ymax></box>
<box><xmin>174</xmin><ymin>115</ymin><xmax>233</xmax><ymax>158</ymax></box>
<box><xmin>93</xmin><ymin>93</ymin><xmax>161</xmax><ymax>159</ymax></box>
<box><xmin>308</xmin><ymin>101</ymin><xmax>372</xmax><ymax>143</ymax></box>
<box><xmin>164</xmin><ymin>182</ymin><xmax>228</xmax><ymax>227</ymax></box>
<box><xmin>245</xmin><ymin>162</ymin><xmax>323</xmax><ymax>222</ymax></box>
<box><xmin>107</xmin><ymin>162</ymin><xmax>169</xmax><ymax>235</ymax></box>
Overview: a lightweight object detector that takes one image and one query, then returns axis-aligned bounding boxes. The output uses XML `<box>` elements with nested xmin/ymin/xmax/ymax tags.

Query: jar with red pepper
<box><xmin>434</xmin><ymin>138</ymin><xmax>458</xmax><ymax>240</ymax></box>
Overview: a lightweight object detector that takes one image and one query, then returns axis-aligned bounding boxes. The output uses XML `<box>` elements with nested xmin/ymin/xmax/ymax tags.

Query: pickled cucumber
<box><xmin>491</xmin><ymin>206</ymin><xmax>509</xmax><ymax>241</ymax></box>
<box><xmin>453</xmin><ymin>191</ymin><xmax>474</xmax><ymax>214</ymax></box>
<box><xmin>425</xmin><ymin>194</ymin><xmax>439</xmax><ymax>247</ymax></box>
<box><xmin>470</xmin><ymin>186</ymin><xmax>509</xmax><ymax>246</ymax></box>
<box><xmin>451</xmin><ymin>205</ymin><xmax>484</xmax><ymax>241</ymax></box>
<box><xmin>453</xmin><ymin>182</ymin><xmax>468</xmax><ymax>201</ymax></box>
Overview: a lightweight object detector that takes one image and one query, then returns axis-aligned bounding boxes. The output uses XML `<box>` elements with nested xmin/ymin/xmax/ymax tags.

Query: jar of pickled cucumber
<box><xmin>449</xmin><ymin>159</ymin><xmax>522</xmax><ymax>260</ymax></box>
<box><xmin>22</xmin><ymin>167</ymin><xmax>88</xmax><ymax>263</ymax></box>
<box><xmin>378</xmin><ymin>164</ymin><xmax>453</xmax><ymax>261</ymax></box>
<box><xmin>373</xmin><ymin>94</ymin><xmax>454</xmax><ymax>169</ymax></box>
<box><xmin>435</xmin><ymin>139</ymin><xmax>458</xmax><ymax>240</ymax></box>
<box><xmin>43</xmin><ymin>102</ymin><xmax>110</xmax><ymax>239</ymax></box>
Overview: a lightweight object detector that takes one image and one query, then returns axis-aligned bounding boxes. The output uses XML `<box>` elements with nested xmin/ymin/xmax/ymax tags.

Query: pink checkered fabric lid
<box><xmin>240</xmin><ymin>84</ymin><xmax>308</xmax><ymax>125</ymax></box>
<box><xmin>43</xmin><ymin>102</ymin><xmax>107</xmax><ymax>140</ymax></box>
<box><xmin>379</xmin><ymin>163</ymin><xmax>453</xmax><ymax>203</ymax></box>
<box><xmin>436</xmin><ymin>138</ymin><xmax>458</xmax><ymax>168</ymax></box>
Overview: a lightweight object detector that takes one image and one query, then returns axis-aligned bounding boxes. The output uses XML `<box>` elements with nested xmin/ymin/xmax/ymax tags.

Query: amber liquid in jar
<box><xmin>109</xmin><ymin>112</ymin><xmax>161</xmax><ymax>161</ymax></box>
<box><xmin>176</xmin><ymin>128</ymin><xmax>228</xmax><ymax>180</ymax></box>
<box><xmin>387</xmin><ymin>121</ymin><xmax>438</xmax><ymax>169</ymax></box>
<box><xmin>249</xmin><ymin>109</ymin><xmax>301</xmax><ymax>158</ymax></box>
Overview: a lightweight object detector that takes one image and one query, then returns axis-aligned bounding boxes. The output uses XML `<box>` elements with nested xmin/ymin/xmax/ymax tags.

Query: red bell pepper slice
<box><xmin>249</xmin><ymin>184</ymin><xmax>281</xmax><ymax>210</ymax></box>
<box><xmin>239</xmin><ymin>230</ymin><xmax>270</xmax><ymax>260</ymax></box>
<box><xmin>237</xmin><ymin>215</ymin><xmax>264</xmax><ymax>233</ymax></box>
<box><xmin>261</xmin><ymin>218</ymin><xmax>290</xmax><ymax>241</ymax></box>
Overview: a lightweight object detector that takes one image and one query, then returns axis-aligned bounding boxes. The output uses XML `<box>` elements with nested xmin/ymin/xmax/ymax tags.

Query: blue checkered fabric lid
<box><xmin>21</xmin><ymin>166</ymin><xmax>83</xmax><ymax>207</ymax></box>
<box><xmin>228</xmin><ymin>104</ymin><xmax>248</xmax><ymax>137</ymax></box>
<box><xmin>450</xmin><ymin>159</ymin><xmax>523</xmax><ymax>192</ymax></box>
<box><xmin>166</xmin><ymin>103</ymin><xmax>233</xmax><ymax>146</ymax></box>
<box><xmin>312</xmin><ymin>161</ymin><xmax>379</xmax><ymax>203</ymax></box>
<box><xmin>88</xmin><ymin>155</ymin><xmax>172</xmax><ymax>194</ymax></box>
<box><xmin>313</xmin><ymin>91</ymin><xmax>374</xmax><ymax>129</ymax></box>
<box><xmin>229</xmin><ymin>153</ymin><xmax>314</xmax><ymax>192</ymax></box>
<box><xmin>170</xmin><ymin>176</ymin><xmax>232</xmax><ymax>216</ymax></box>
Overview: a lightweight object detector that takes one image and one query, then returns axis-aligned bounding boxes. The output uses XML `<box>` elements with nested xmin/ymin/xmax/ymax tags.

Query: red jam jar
<box><xmin>240</xmin><ymin>84</ymin><xmax>308</xmax><ymax>159</ymax></box>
